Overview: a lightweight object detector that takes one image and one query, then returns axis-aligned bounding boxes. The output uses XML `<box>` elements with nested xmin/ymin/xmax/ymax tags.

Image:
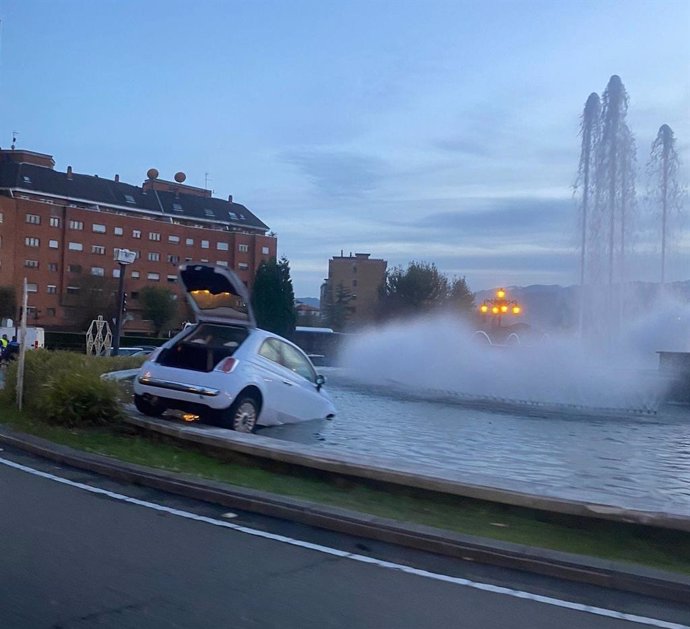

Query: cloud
<box><xmin>280</xmin><ymin>150</ymin><xmax>388</xmax><ymax>198</ymax></box>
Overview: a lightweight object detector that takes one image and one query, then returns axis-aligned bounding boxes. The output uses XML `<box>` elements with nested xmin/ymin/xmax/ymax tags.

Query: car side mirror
<box><xmin>315</xmin><ymin>374</ymin><xmax>326</xmax><ymax>391</ymax></box>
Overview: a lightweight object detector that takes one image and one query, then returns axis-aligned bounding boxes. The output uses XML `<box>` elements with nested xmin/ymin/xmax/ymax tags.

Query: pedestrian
<box><xmin>5</xmin><ymin>335</ymin><xmax>19</xmax><ymax>362</ymax></box>
<box><xmin>0</xmin><ymin>334</ymin><xmax>8</xmax><ymax>364</ymax></box>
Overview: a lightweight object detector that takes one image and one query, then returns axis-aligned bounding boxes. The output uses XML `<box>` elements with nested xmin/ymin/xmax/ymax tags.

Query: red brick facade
<box><xmin>0</xmin><ymin>150</ymin><xmax>277</xmax><ymax>330</ymax></box>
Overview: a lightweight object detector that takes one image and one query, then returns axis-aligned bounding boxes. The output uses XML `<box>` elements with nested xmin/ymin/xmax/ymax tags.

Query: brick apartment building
<box><xmin>0</xmin><ymin>148</ymin><xmax>277</xmax><ymax>330</ymax></box>
<box><xmin>322</xmin><ymin>252</ymin><xmax>387</xmax><ymax>328</ymax></box>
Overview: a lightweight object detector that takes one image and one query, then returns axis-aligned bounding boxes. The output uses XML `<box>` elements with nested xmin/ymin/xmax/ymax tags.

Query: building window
<box><xmin>25</xmin><ymin>237</ymin><xmax>40</xmax><ymax>247</ymax></box>
<box><xmin>114</xmin><ymin>226</ymin><xmax>123</xmax><ymax>236</ymax></box>
<box><xmin>92</xmin><ymin>224</ymin><xmax>106</xmax><ymax>233</ymax></box>
<box><xmin>26</xmin><ymin>213</ymin><xmax>41</xmax><ymax>224</ymax></box>
<box><xmin>90</xmin><ymin>267</ymin><xmax>105</xmax><ymax>276</ymax></box>
<box><xmin>69</xmin><ymin>220</ymin><xmax>83</xmax><ymax>230</ymax></box>
<box><xmin>216</xmin><ymin>260</ymin><xmax>228</xmax><ymax>267</ymax></box>
<box><xmin>131</xmin><ymin>291</ymin><xmax>139</xmax><ymax>300</ymax></box>
<box><xmin>172</xmin><ymin>202</ymin><xmax>183</xmax><ymax>212</ymax></box>
<box><xmin>131</xmin><ymin>270</ymin><xmax>140</xmax><ymax>279</ymax></box>
<box><xmin>147</xmin><ymin>272</ymin><xmax>160</xmax><ymax>281</ymax></box>
<box><xmin>204</xmin><ymin>209</ymin><xmax>215</xmax><ymax>217</ymax></box>
<box><xmin>262</xmin><ymin>246</ymin><xmax>270</xmax><ymax>255</ymax></box>
<box><xmin>27</xmin><ymin>283</ymin><xmax>38</xmax><ymax>293</ymax></box>
<box><xmin>124</xmin><ymin>194</ymin><xmax>136</xmax><ymax>204</ymax></box>
<box><xmin>48</xmin><ymin>263</ymin><xmax>58</xmax><ymax>272</ymax></box>
<box><xmin>148</xmin><ymin>252</ymin><xmax>160</xmax><ymax>262</ymax></box>
<box><xmin>238</xmin><ymin>262</ymin><xmax>249</xmax><ymax>270</ymax></box>
<box><xmin>167</xmin><ymin>275</ymin><xmax>177</xmax><ymax>283</ymax></box>
<box><xmin>168</xmin><ymin>235</ymin><xmax>180</xmax><ymax>244</ymax></box>
<box><xmin>217</xmin><ymin>242</ymin><xmax>229</xmax><ymax>251</ymax></box>
<box><xmin>167</xmin><ymin>254</ymin><xmax>179</xmax><ymax>264</ymax></box>
<box><xmin>24</xmin><ymin>259</ymin><xmax>39</xmax><ymax>268</ymax></box>
<box><xmin>46</xmin><ymin>308</ymin><xmax>56</xmax><ymax>317</ymax></box>
<box><xmin>132</xmin><ymin>229</ymin><xmax>141</xmax><ymax>239</ymax></box>
<box><xmin>66</xmin><ymin>286</ymin><xmax>80</xmax><ymax>295</ymax></box>
<box><xmin>68</xmin><ymin>264</ymin><xmax>82</xmax><ymax>273</ymax></box>
<box><xmin>68</xmin><ymin>242</ymin><xmax>83</xmax><ymax>251</ymax></box>
<box><xmin>185</xmin><ymin>238</ymin><xmax>194</xmax><ymax>246</ymax></box>
<box><xmin>91</xmin><ymin>245</ymin><xmax>105</xmax><ymax>255</ymax></box>
<box><xmin>201</xmin><ymin>240</ymin><xmax>209</xmax><ymax>249</ymax></box>
<box><xmin>50</xmin><ymin>216</ymin><xmax>60</xmax><ymax>227</ymax></box>
<box><xmin>47</xmin><ymin>285</ymin><xmax>57</xmax><ymax>294</ymax></box>
<box><xmin>0</xmin><ymin>212</ymin><xmax>3</xmax><ymax>223</ymax></box>
<box><xmin>238</xmin><ymin>244</ymin><xmax>249</xmax><ymax>252</ymax></box>
<box><xmin>113</xmin><ymin>268</ymin><xmax>121</xmax><ymax>278</ymax></box>
<box><xmin>149</xmin><ymin>232</ymin><xmax>161</xmax><ymax>241</ymax></box>
<box><xmin>49</xmin><ymin>240</ymin><xmax>59</xmax><ymax>249</ymax></box>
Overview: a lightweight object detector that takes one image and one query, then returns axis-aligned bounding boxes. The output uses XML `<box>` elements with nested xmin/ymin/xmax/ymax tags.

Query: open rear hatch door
<box><xmin>179</xmin><ymin>262</ymin><xmax>256</xmax><ymax>327</ymax></box>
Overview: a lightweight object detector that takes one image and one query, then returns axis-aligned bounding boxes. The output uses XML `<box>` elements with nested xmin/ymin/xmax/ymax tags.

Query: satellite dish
<box><xmin>147</xmin><ymin>168</ymin><xmax>159</xmax><ymax>180</ymax></box>
<box><xmin>174</xmin><ymin>171</ymin><xmax>186</xmax><ymax>183</ymax></box>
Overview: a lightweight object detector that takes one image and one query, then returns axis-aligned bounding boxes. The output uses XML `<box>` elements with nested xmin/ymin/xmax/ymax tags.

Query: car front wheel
<box><xmin>225</xmin><ymin>395</ymin><xmax>259</xmax><ymax>433</ymax></box>
<box><xmin>134</xmin><ymin>394</ymin><xmax>166</xmax><ymax>418</ymax></box>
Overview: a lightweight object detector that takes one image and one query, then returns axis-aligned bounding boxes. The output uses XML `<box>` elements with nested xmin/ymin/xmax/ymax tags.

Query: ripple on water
<box><xmin>263</xmin><ymin>372</ymin><xmax>690</xmax><ymax>515</ymax></box>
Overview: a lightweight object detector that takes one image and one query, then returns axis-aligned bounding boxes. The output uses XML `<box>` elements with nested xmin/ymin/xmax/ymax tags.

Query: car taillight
<box><xmin>217</xmin><ymin>357</ymin><xmax>238</xmax><ymax>373</ymax></box>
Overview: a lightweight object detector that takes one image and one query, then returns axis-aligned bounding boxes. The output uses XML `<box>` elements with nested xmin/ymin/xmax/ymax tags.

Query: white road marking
<box><xmin>1</xmin><ymin>455</ymin><xmax>687</xmax><ymax>628</ymax></box>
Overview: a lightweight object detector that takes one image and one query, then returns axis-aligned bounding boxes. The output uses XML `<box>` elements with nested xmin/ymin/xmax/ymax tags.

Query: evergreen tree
<box><xmin>251</xmin><ymin>257</ymin><xmax>297</xmax><ymax>338</ymax></box>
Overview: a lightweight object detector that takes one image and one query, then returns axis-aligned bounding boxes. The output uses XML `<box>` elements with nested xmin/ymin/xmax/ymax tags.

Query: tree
<box><xmin>251</xmin><ymin>257</ymin><xmax>297</xmax><ymax>338</ymax></box>
<box><xmin>63</xmin><ymin>275</ymin><xmax>119</xmax><ymax>332</ymax></box>
<box><xmin>0</xmin><ymin>286</ymin><xmax>17</xmax><ymax>322</ymax></box>
<box><xmin>447</xmin><ymin>276</ymin><xmax>475</xmax><ymax>316</ymax></box>
<box><xmin>647</xmin><ymin>124</ymin><xmax>686</xmax><ymax>284</ymax></box>
<box><xmin>322</xmin><ymin>282</ymin><xmax>355</xmax><ymax>331</ymax></box>
<box><xmin>139</xmin><ymin>286</ymin><xmax>178</xmax><ymax>336</ymax></box>
<box><xmin>379</xmin><ymin>261</ymin><xmax>476</xmax><ymax>319</ymax></box>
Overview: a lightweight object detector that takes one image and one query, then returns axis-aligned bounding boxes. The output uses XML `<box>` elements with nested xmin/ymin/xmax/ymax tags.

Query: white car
<box><xmin>133</xmin><ymin>263</ymin><xmax>336</xmax><ymax>432</ymax></box>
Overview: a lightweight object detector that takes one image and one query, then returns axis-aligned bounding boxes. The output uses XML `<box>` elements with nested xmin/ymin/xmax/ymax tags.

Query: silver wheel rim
<box><xmin>233</xmin><ymin>401</ymin><xmax>257</xmax><ymax>432</ymax></box>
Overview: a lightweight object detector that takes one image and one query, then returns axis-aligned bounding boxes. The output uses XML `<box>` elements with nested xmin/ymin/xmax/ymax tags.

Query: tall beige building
<box><xmin>322</xmin><ymin>252</ymin><xmax>386</xmax><ymax>329</ymax></box>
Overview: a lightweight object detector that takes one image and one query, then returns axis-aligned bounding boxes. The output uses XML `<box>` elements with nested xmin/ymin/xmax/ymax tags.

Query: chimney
<box><xmin>228</xmin><ymin>194</ymin><xmax>233</xmax><ymax>203</ymax></box>
<box><xmin>66</xmin><ymin>166</ymin><xmax>73</xmax><ymax>180</ymax></box>
<box><xmin>114</xmin><ymin>174</ymin><xmax>120</xmax><ymax>183</ymax></box>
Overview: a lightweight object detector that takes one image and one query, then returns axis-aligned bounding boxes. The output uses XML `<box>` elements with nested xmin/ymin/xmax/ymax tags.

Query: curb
<box><xmin>1</xmin><ymin>424</ymin><xmax>689</xmax><ymax>604</ymax></box>
<box><xmin>124</xmin><ymin>414</ymin><xmax>690</xmax><ymax>532</ymax></box>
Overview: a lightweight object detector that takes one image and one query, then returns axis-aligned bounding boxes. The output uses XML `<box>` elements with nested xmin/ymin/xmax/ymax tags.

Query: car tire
<box><xmin>224</xmin><ymin>395</ymin><xmax>259</xmax><ymax>433</ymax></box>
<box><xmin>134</xmin><ymin>394</ymin><xmax>166</xmax><ymax>418</ymax></box>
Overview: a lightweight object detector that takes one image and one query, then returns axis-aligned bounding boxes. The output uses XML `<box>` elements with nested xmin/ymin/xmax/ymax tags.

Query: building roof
<box><xmin>0</xmin><ymin>155</ymin><xmax>269</xmax><ymax>233</ymax></box>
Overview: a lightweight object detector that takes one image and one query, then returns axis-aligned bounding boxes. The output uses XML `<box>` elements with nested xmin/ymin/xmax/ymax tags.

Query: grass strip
<box><xmin>1</xmin><ymin>399</ymin><xmax>689</xmax><ymax>575</ymax></box>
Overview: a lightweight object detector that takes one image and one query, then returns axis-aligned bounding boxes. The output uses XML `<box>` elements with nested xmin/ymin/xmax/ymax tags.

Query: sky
<box><xmin>0</xmin><ymin>0</ymin><xmax>688</xmax><ymax>297</ymax></box>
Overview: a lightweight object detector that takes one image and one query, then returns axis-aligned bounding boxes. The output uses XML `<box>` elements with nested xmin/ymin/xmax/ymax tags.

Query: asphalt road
<box><xmin>1</xmin><ymin>448</ymin><xmax>688</xmax><ymax>629</ymax></box>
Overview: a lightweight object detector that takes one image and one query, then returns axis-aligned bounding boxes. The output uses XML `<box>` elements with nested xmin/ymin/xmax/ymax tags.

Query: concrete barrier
<box><xmin>124</xmin><ymin>412</ymin><xmax>690</xmax><ymax>532</ymax></box>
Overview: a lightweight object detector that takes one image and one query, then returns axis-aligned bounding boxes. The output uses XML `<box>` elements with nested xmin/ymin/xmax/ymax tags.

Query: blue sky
<box><xmin>1</xmin><ymin>0</ymin><xmax>688</xmax><ymax>296</ymax></box>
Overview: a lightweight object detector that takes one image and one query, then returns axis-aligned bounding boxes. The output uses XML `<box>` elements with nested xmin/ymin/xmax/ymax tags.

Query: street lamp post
<box><xmin>112</xmin><ymin>248</ymin><xmax>136</xmax><ymax>356</ymax></box>
<box><xmin>479</xmin><ymin>288</ymin><xmax>522</xmax><ymax>328</ymax></box>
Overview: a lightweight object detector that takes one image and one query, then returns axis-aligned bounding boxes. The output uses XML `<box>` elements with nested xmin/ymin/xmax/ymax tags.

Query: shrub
<box><xmin>41</xmin><ymin>371</ymin><xmax>123</xmax><ymax>427</ymax></box>
<box><xmin>1</xmin><ymin>349</ymin><xmax>144</xmax><ymax>425</ymax></box>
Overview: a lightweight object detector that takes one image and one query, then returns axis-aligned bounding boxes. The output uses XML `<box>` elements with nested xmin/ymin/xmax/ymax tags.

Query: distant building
<box><xmin>322</xmin><ymin>252</ymin><xmax>387</xmax><ymax>329</ymax></box>
<box><xmin>0</xmin><ymin>148</ymin><xmax>277</xmax><ymax>329</ymax></box>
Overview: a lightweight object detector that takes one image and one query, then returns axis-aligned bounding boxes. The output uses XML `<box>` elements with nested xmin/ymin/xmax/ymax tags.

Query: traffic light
<box><xmin>122</xmin><ymin>293</ymin><xmax>127</xmax><ymax>314</ymax></box>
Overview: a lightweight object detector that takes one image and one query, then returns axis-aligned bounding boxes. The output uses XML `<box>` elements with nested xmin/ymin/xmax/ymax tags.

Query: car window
<box><xmin>258</xmin><ymin>338</ymin><xmax>282</xmax><ymax>364</ymax></box>
<box><xmin>279</xmin><ymin>342</ymin><xmax>316</xmax><ymax>383</ymax></box>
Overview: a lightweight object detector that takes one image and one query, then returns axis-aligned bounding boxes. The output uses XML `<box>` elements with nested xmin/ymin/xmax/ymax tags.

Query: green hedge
<box><xmin>1</xmin><ymin>350</ymin><xmax>144</xmax><ymax>427</ymax></box>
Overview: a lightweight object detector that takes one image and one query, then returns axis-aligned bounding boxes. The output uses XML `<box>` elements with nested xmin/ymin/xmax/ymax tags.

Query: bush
<box><xmin>42</xmin><ymin>371</ymin><xmax>123</xmax><ymax>427</ymax></box>
<box><xmin>1</xmin><ymin>349</ymin><xmax>145</xmax><ymax>426</ymax></box>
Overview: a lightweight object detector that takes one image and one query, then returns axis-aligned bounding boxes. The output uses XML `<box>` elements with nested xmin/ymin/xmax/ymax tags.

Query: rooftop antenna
<box><xmin>11</xmin><ymin>130</ymin><xmax>18</xmax><ymax>150</ymax></box>
<box><xmin>204</xmin><ymin>172</ymin><xmax>211</xmax><ymax>189</ymax></box>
